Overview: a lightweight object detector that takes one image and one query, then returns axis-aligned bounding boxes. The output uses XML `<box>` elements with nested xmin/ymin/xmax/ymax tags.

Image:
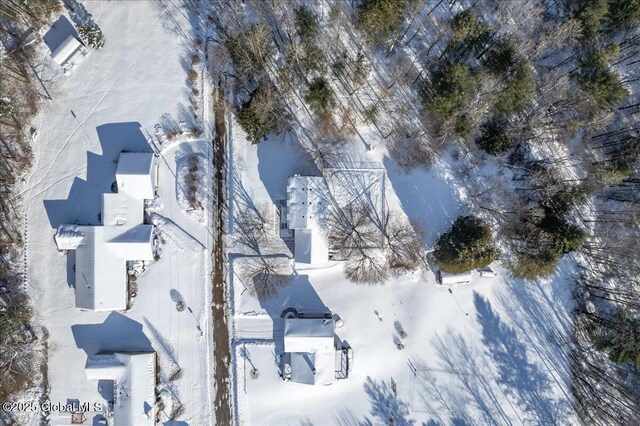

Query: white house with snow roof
<box><xmin>283</xmin><ymin>317</ymin><xmax>337</xmax><ymax>385</ymax></box>
<box><xmin>286</xmin><ymin>176</ymin><xmax>329</xmax><ymax>265</ymax></box>
<box><xmin>85</xmin><ymin>351</ymin><xmax>156</xmax><ymax>425</ymax></box>
<box><xmin>55</xmin><ymin>152</ymin><xmax>157</xmax><ymax>311</ymax></box>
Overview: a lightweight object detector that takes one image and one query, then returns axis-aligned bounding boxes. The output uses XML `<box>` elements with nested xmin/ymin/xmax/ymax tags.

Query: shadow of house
<box><xmin>255</xmin><ymin>272</ymin><xmax>328</xmax><ymax>321</ymax></box>
<box><xmin>474</xmin><ymin>293</ymin><xmax>560</xmax><ymax>425</ymax></box>
<box><xmin>71</xmin><ymin>312</ymin><xmax>153</xmax><ymax>356</ymax></box>
<box><xmin>44</xmin><ymin>122</ymin><xmax>151</xmax><ymax>228</ymax></box>
<box><xmin>240</xmin><ymin>266</ymin><xmax>328</xmax><ymax>342</ymax></box>
<box><xmin>43</xmin><ymin>15</ymin><xmax>79</xmax><ymax>54</ymax></box>
<box><xmin>66</xmin><ymin>250</ymin><xmax>75</xmax><ymax>287</ymax></box>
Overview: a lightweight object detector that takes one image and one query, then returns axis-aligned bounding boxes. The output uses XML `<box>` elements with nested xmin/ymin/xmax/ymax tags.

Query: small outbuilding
<box><xmin>50</xmin><ymin>35</ymin><xmax>86</xmax><ymax>69</ymax></box>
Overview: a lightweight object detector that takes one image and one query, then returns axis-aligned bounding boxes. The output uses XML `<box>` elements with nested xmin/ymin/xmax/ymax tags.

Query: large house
<box><xmin>55</xmin><ymin>152</ymin><xmax>157</xmax><ymax>311</ymax></box>
<box><xmin>85</xmin><ymin>351</ymin><xmax>157</xmax><ymax>425</ymax></box>
<box><xmin>286</xmin><ymin>176</ymin><xmax>329</xmax><ymax>265</ymax></box>
<box><xmin>282</xmin><ymin>316</ymin><xmax>337</xmax><ymax>385</ymax></box>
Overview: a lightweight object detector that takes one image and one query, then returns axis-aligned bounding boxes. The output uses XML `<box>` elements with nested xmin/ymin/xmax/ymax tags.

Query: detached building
<box><xmin>55</xmin><ymin>152</ymin><xmax>157</xmax><ymax>311</ymax></box>
<box><xmin>85</xmin><ymin>351</ymin><xmax>157</xmax><ymax>425</ymax></box>
<box><xmin>50</xmin><ymin>35</ymin><xmax>86</xmax><ymax>69</ymax></box>
<box><xmin>286</xmin><ymin>176</ymin><xmax>329</xmax><ymax>265</ymax></box>
<box><xmin>283</xmin><ymin>317</ymin><xmax>337</xmax><ymax>385</ymax></box>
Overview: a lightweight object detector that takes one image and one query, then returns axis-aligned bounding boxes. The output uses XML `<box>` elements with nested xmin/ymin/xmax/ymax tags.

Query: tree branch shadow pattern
<box><xmin>412</xmin><ymin>292</ymin><xmax>568</xmax><ymax>425</ymax></box>
<box><xmin>474</xmin><ymin>293</ymin><xmax>560</xmax><ymax>425</ymax></box>
<box><xmin>338</xmin><ymin>377</ymin><xmax>414</xmax><ymax>426</ymax></box>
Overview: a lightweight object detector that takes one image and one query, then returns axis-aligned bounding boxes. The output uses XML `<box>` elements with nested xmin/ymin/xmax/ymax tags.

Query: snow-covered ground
<box><xmin>229</xmin><ymin>123</ymin><xmax>578</xmax><ymax>425</ymax></box>
<box><xmin>21</xmin><ymin>2</ymin><xmax>213</xmax><ymax>425</ymax></box>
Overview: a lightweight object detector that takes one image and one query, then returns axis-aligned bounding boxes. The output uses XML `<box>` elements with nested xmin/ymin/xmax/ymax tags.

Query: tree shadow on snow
<box><xmin>71</xmin><ymin>312</ymin><xmax>153</xmax><ymax>356</ymax></box>
<box><xmin>418</xmin><ymin>337</ymin><xmax>510</xmax><ymax>425</ymax></box>
<box><xmin>473</xmin><ymin>293</ymin><xmax>562</xmax><ymax>425</ymax></box>
<box><xmin>334</xmin><ymin>377</ymin><xmax>416</xmax><ymax>426</ymax></box>
<box><xmin>412</xmin><ymin>290</ymin><xmax>570</xmax><ymax>425</ymax></box>
<box><xmin>491</xmin><ymin>262</ymin><xmax>575</xmax><ymax>389</ymax></box>
<box><xmin>256</xmin><ymin>135</ymin><xmax>319</xmax><ymax>206</ymax></box>
<box><xmin>63</xmin><ymin>0</ymin><xmax>100</xmax><ymax>30</ymax></box>
<box><xmin>364</xmin><ymin>377</ymin><xmax>414</xmax><ymax>426</ymax></box>
<box><xmin>382</xmin><ymin>156</ymin><xmax>462</xmax><ymax>246</ymax></box>
<box><xmin>43</xmin><ymin>122</ymin><xmax>151</xmax><ymax>228</ymax></box>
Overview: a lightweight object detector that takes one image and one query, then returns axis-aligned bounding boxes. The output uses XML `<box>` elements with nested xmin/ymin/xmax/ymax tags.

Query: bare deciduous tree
<box><xmin>243</xmin><ymin>257</ymin><xmax>292</xmax><ymax>299</ymax></box>
<box><xmin>385</xmin><ymin>213</ymin><xmax>425</xmax><ymax>275</ymax></box>
<box><xmin>344</xmin><ymin>249</ymin><xmax>389</xmax><ymax>285</ymax></box>
<box><xmin>233</xmin><ymin>203</ymin><xmax>273</xmax><ymax>253</ymax></box>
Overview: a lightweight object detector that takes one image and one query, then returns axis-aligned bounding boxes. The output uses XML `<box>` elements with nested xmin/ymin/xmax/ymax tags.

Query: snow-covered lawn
<box><xmin>22</xmin><ymin>2</ymin><xmax>212</xmax><ymax>425</ymax></box>
<box><xmin>229</xmin><ymin>124</ymin><xmax>577</xmax><ymax>425</ymax></box>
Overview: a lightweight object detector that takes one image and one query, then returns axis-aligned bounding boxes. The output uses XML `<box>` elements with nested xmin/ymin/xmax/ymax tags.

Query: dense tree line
<box><xmin>0</xmin><ymin>0</ymin><xmax>61</xmax><ymax>418</ymax></box>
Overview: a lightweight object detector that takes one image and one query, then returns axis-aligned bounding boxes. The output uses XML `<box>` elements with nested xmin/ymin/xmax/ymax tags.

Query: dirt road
<box><xmin>212</xmin><ymin>90</ymin><xmax>231</xmax><ymax>425</ymax></box>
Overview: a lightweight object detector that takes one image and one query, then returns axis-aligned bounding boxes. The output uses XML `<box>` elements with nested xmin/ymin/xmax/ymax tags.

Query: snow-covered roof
<box><xmin>116</xmin><ymin>153</ymin><xmax>156</xmax><ymax>200</ymax></box>
<box><xmin>103</xmin><ymin>192</ymin><xmax>143</xmax><ymax>228</ymax></box>
<box><xmin>289</xmin><ymin>351</ymin><xmax>336</xmax><ymax>385</ymax></box>
<box><xmin>438</xmin><ymin>270</ymin><xmax>473</xmax><ymax>285</ymax></box>
<box><xmin>85</xmin><ymin>352</ymin><xmax>156</xmax><ymax>425</ymax></box>
<box><xmin>50</xmin><ymin>35</ymin><xmax>84</xmax><ymax>66</ymax></box>
<box><xmin>287</xmin><ymin>176</ymin><xmax>329</xmax><ymax>230</ymax></box>
<box><xmin>287</xmin><ymin>176</ymin><xmax>330</xmax><ymax>264</ymax></box>
<box><xmin>106</xmin><ymin>225</ymin><xmax>154</xmax><ymax>260</ymax></box>
<box><xmin>294</xmin><ymin>228</ymin><xmax>328</xmax><ymax>265</ymax></box>
<box><xmin>58</xmin><ymin>151</ymin><xmax>156</xmax><ymax>311</ymax></box>
<box><xmin>284</xmin><ymin>318</ymin><xmax>334</xmax><ymax>353</ymax></box>
<box><xmin>284</xmin><ymin>318</ymin><xmax>336</xmax><ymax>385</ymax></box>
<box><xmin>74</xmin><ymin>226</ymin><xmax>126</xmax><ymax>311</ymax></box>
<box><xmin>54</xmin><ymin>224</ymin><xmax>84</xmax><ymax>250</ymax></box>
<box><xmin>72</xmin><ymin>224</ymin><xmax>154</xmax><ymax>311</ymax></box>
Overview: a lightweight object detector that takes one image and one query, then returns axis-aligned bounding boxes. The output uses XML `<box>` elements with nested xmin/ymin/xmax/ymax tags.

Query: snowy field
<box><xmin>229</xmin><ymin>124</ymin><xmax>578</xmax><ymax>425</ymax></box>
<box><xmin>22</xmin><ymin>2</ymin><xmax>213</xmax><ymax>425</ymax></box>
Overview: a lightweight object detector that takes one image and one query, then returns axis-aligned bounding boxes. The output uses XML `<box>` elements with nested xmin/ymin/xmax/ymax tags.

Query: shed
<box><xmin>437</xmin><ymin>270</ymin><xmax>473</xmax><ymax>285</ymax></box>
<box><xmin>50</xmin><ymin>35</ymin><xmax>85</xmax><ymax>68</ymax></box>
